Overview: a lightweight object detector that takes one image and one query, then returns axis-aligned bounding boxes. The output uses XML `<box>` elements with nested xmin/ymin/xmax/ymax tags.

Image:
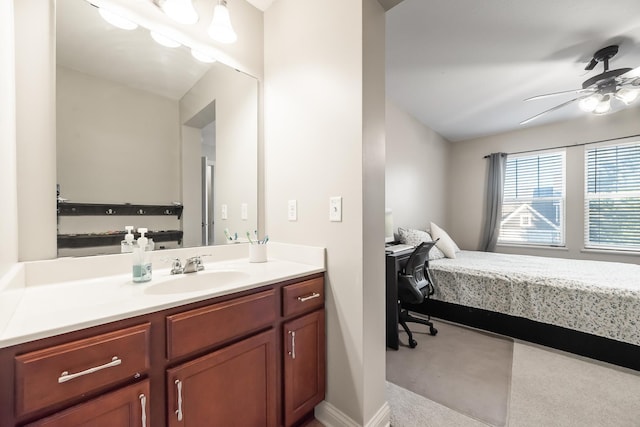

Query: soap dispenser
<box><xmin>121</xmin><ymin>226</ymin><xmax>135</xmax><ymax>253</ymax></box>
<box><xmin>132</xmin><ymin>227</ymin><xmax>152</xmax><ymax>283</ymax></box>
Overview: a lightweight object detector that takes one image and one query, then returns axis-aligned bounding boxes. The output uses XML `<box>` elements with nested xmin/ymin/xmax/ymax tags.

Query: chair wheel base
<box><xmin>409</xmin><ymin>339</ymin><xmax>418</xmax><ymax>348</ymax></box>
<box><xmin>430</xmin><ymin>326</ymin><xmax>438</xmax><ymax>336</ymax></box>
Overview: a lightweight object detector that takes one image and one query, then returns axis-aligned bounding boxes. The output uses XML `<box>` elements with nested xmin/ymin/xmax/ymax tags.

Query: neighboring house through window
<box><xmin>499</xmin><ymin>151</ymin><xmax>566</xmax><ymax>246</ymax></box>
<box><xmin>585</xmin><ymin>141</ymin><xmax>640</xmax><ymax>251</ymax></box>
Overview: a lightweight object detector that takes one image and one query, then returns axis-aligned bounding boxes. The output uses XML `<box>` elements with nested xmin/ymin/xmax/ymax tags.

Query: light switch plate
<box><xmin>241</xmin><ymin>203</ymin><xmax>248</xmax><ymax>220</ymax></box>
<box><xmin>329</xmin><ymin>196</ymin><xmax>342</xmax><ymax>222</ymax></box>
<box><xmin>288</xmin><ymin>200</ymin><xmax>297</xmax><ymax>221</ymax></box>
<box><xmin>221</xmin><ymin>204</ymin><xmax>228</xmax><ymax>220</ymax></box>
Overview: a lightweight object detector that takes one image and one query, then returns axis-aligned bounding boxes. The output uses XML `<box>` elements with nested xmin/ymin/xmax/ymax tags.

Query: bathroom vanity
<box><xmin>0</xmin><ymin>244</ymin><xmax>325</xmax><ymax>427</ymax></box>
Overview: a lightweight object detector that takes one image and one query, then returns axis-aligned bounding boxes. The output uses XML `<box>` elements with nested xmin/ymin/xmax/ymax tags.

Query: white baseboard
<box><xmin>315</xmin><ymin>400</ymin><xmax>391</xmax><ymax>427</ymax></box>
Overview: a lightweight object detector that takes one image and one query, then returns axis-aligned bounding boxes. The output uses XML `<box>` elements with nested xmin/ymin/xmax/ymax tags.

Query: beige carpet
<box><xmin>386</xmin><ymin>319</ymin><xmax>513</xmax><ymax>426</ymax></box>
<box><xmin>508</xmin><ymin>341</ymin><xmax>640</xmax><ymax>427</ymax></box>
<box><xmin>386</xmin><ymin>381</ymin><xmax>489</xmax><ymax>427</ymax></box>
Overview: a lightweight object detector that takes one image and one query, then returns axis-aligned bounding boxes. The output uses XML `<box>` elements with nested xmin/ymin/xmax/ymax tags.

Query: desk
<box><xmin>385</xmin><ymin>248</ymin><xmax>414</xmax><ymax>350</ymax></box>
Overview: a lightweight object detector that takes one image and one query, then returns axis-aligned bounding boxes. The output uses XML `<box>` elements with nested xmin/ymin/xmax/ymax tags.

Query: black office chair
<box><xmin>397</xmin><ymin>240</ymin><xmax>439</xmax><ymax>348</ymax></box>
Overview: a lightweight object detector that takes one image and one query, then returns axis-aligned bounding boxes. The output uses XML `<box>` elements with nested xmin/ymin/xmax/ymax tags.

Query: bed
<box><xmin>409</xmin><ymin>250</ymin><xmax>640</xmax><ymax>370</ymax></box>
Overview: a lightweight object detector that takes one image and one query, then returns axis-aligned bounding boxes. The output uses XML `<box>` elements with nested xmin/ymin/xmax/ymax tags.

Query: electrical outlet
<box><xmin>221</xmin><ymin>204</ymin><xmax>228</xmax><ymax>220</ymax></box>
<box><xmin>241</xmin><ymin>203</ymin><xmax>248</xmax><ymax>220</ymax></box>
<box><xmin>288</xmin><ymin>200</ymin><xmax>297</xmax><ymax>221</ymax></box>
<box><xmin>329</xmin><ymin>196</ymin><xmax>342</xmax><ymax>222</ymax></box>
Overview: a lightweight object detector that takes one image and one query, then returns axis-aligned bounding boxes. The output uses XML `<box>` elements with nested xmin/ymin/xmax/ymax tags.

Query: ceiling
<box><xmin>386</xmin><ymin>0</ymin><xmax>640</xmax><ymax>142</ymax></box>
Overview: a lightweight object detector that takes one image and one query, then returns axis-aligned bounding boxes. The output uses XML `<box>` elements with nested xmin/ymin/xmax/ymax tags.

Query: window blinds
<box><xmin>585</xmin><ymin>142</ymin><xmax>640</xmax><ymax>251</ymax></box>
<box><xmin>499</xmin><ymin>151</ymin><xmax>565</xmax><ymax>246</ymax></box>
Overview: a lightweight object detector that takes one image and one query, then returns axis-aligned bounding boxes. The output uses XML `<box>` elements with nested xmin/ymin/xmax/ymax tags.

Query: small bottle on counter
<box><xmin>132</xmin><ymin>228</ymin><xmax>152</xmax><ymax>283</ymax></box>
<box><xmin>121</xmin><ymin>226</ymin><xmax>135</xmax><ymax>253</ymax></box>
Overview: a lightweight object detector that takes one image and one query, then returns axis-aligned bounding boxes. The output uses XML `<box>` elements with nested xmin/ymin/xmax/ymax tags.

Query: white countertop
<box><xmin>0</xmin><ymin>243</ymin><xmax>325</xmax><ymax>349</ymax></box>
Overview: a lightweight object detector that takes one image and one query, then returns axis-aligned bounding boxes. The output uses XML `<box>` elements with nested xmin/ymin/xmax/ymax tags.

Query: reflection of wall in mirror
<box><xmin>180</xmin><ymin>63</ymin><xmax>258</xmax><ymax>247</ymax></box>
<box><xmin>56</xmin><ymin>66</ymin><xmax>182</xmax><ymax>256</ymax></box>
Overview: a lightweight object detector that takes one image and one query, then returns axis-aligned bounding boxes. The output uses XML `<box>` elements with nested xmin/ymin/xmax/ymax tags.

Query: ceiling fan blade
<box><xmin>520</xmin><ymin>97</ymin><xmax>582</xmax><ymax>125</ymax></box>
<box><xmin>524</xmin><ymin>88</ymin><xmax>593</xmax><ymax>101</ymax></box>
<box><xmin>620</xmin><ymin>65</ymin><xmax>640</xmax><ymax>79</ymax></box>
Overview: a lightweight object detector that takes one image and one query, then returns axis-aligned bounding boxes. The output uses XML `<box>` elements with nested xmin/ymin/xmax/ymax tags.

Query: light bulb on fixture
<box><xmin>208</xmin><ymin>0</ymin><xmax>237</xmax><ymax>44</ymax></box>
<box><xmin>98</xmin><ymin>8</ymin><xmax>138</xmax><ymax>30</ymax></box>
<box><xmin>615</xmin><ymin>87</ymin><xmax>640</xmax><ymax>105</ymax></box>
<box><xmin>594</xmin><ymin>94</ymin><xmax>612</xmax><ymax>114</ymax></box>
<box><xmin>578</xmin><ymin>93</ymin><xmax>603</xmax><ymax>112</ymax></box>
<box><xmin>191</xmin><ymin>49</ymin><xmax>217</xmax><ymax>63</ymax></box>
<box><xmin>150</xmin><ymin>31</ymin><xmax>181</xmax><ymax>48</ymax></box>
<box><xmin>161</xmin><ymin>0</ymin><xmax>199</xmax><ymax>25</ymax></box>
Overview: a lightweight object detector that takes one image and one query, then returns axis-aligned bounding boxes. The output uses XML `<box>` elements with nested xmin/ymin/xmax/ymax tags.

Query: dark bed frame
<box><xmin>405</xmin><ymin>299</ymin><xmax>640</xmax><ymax>372</ymax></box>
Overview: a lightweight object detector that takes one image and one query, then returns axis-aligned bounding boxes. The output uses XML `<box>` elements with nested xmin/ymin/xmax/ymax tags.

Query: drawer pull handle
<box><xmin>139</xmin><ymin>394</ymin><xmax>147</xmax><ymax>427</ymax></box>
<box><xmin>297</xmin><ymin>292</ymin><xmax>321</xmax><ymax>302</ymax></box>
<box><xmin>288</xmin><ymin>330</ymin><xmax>296</xmax><ymax>359</ymax></box>
<box><xmin>175</xmin><ymin>379</ymin><xmax>184</xmax><ymax>421</ymax></box>
<box><xmin>58</xmin><ymin>356</ymin><xmax>121</xmax><ymax>383</ymax></box>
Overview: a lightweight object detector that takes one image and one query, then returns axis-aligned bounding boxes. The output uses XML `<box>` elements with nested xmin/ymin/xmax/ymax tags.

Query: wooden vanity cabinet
<box><xmin>24</xmin><ymin>380</ymin><xmax>150</xmax><ymax>427</ymax></box>
<box><xmin>0</xmin><ymin>273</ymin><xmax>325</xmax><ymax>427</ymax></box>
<box><xmin>281</xmin><ymin>276</ymin><xmax>326</xmax><ymax>427</ymax></box>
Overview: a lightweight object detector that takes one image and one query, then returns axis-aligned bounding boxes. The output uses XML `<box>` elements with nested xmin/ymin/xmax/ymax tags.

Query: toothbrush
<box><xmin>224</xmin><ymin>228</ymin><xmax>233</xmax><ymax>241</ymax></box>
<box><xmin>262</xmin><ymin>235</ymin><xmax>269</xmax><ymax>245</ymax></box>
<box><xmin>246</xmin><ymin>231</ymin><xmax>255</xmax><ymax>244</ymax></box>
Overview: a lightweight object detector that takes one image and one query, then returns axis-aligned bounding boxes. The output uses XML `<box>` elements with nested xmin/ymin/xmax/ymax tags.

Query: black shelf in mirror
<box><xmin>57</xmin><ymin>202</ymin><xmax>183</xmax><ymax>219</ymax></box>
<box><xmin>57</xmin><ymin>230</ymin><xmax>183</xmax><ymax>249</ymax></box>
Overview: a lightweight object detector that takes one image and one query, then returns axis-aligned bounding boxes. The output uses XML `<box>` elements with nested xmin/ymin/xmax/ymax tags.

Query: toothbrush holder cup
<box><xmin>249</xmin><ymin>244</ymin><xmax>268</xmax><ymax>263</ymax></box>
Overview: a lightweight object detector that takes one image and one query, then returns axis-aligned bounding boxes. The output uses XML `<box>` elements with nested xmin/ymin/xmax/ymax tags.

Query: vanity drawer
<box><xmin>15</xmin><ymin>323</ymin><xmax>150</xmax><ymax>417</ymax></box>
<box><xmin>282</xmin><ymin>277</ymin><xmax>324</xmax><ymax>317</ymax></box>
<box><xmin>166</xmin><ymin>289</ymin><xmax>276</xmax><ymax>360</ymax></box>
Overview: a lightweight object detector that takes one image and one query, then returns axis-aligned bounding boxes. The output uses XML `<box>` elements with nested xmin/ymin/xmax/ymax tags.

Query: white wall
<box><xmin>385</xmin><ymin>99</ymin><xmax>450</xmax><ymax>233</ymax></box>
<box><xmin>265</xmin><ymin>0</ymin><xmax>387</xmax><ymax>424</ymax></box>
<box><xmin>0</xmin><ymin>0</ymin><xmax>18</xmax><ymax>276</ymax></box>
<box><xmin>180</xmin><ymin>63</ymin><xmax>258</xmax><ymax>246</ymax></box>
<box><xmin>449</xmin><ymin>106</ymin><xmax>640</xmax><ymax>264</ymax></box>
<box><xmin>57</xmin><ymin>66</ymin><xmax>181</xmax><ymax>204</ymax></box>
<box><xmin>14</xmin><ymin>0</ymin><xmax>57</xmax><ymax>261</ymax></box>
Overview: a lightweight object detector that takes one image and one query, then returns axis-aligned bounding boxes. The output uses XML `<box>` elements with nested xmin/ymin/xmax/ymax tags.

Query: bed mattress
<box><xmin>429</xmin><ymin>251</ymin><xmax>640</xmax><ymax>346</ymax></box>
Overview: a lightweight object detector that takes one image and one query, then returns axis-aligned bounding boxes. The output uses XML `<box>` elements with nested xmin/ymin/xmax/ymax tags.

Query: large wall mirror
<box><xmin>56</xmin><ymin>0</ymin><xmax>258</xmax><ymax>257</ymax></box>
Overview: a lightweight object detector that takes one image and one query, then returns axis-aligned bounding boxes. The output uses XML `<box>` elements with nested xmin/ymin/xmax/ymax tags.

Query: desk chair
<box><xmin>397</xmin><ymin>241</ymin><xmax>439</xmax><ymax>348</ymax></box>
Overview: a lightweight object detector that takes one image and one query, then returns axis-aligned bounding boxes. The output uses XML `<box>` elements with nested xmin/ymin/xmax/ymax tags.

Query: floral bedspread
<box><xmin>429</xmin><ymin>251</ymin><xmax>640</xmax><ymax>346</ymax></box>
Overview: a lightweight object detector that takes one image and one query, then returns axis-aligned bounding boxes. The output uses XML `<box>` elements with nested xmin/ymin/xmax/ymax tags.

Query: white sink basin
<box><xmin>144</xmin><ymin>270</ymin><xmax>250</xmax><ymax>295</ymax></box>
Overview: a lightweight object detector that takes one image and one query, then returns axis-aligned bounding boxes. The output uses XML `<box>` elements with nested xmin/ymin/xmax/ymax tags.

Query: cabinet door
<box><xmin>167</xmin><ymin>329</ymin><xmax>277</xmax><ymax>427</ymax></box>
<box><xmin>283</xmin><ymin>310</ymin><xmax>325</xmax><ymax>427</ymax></box>
<box><xmin>25</xmin><ymin>380</ymin><xmax>150</xmax><ymax>427</ymax></box>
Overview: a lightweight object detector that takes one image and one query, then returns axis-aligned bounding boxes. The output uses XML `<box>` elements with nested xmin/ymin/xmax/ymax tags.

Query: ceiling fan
<box><xmin>521</xmin><ymin>45</ymin><xmax>640</xmax><ymax>125</ymax></box>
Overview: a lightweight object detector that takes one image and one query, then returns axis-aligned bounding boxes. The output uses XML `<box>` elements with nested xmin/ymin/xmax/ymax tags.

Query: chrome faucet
<box><xmin>169</xmin><ymin>256</ymin><xmax>205</xmax><ymax>274</ymax></box>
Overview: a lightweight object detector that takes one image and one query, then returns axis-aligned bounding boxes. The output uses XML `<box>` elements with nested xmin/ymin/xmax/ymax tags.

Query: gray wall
<box><xmin>385</xmin><ymin>99</ymin><xmax>450</xmax><ymax>235</ymax></box>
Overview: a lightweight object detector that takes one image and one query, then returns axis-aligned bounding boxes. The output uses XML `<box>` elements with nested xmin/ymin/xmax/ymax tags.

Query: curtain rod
<box><xmin>482</xmin><ymin>133</ymin><xmax>640</xmax><ymax>158</ymax></box>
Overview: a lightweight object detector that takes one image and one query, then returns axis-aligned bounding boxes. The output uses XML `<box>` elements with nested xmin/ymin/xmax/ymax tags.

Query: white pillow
<box><xmin>397</xmin><ymin>227</ymin><xmax>446</xmax><ymax>260</ymax></box>
<box><xmin>430</xmin><ymin>222</ymin><xmax>459</xmax><ymax>259</ymax></box>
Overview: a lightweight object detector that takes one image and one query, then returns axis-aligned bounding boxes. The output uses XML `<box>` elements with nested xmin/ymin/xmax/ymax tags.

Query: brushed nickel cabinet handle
<box><xmin>175</xmin><ymin>379</ymin><xmax>184</xmax><ymax>421</ymax></box>
<box><xmin>297</xmin><ymin>292</ymin><xmax>320</xmax><ymax>302</ymax></box>
<box><xmin>58</xmin><ymin>356</ymin><xmax>121</xmax><ymax>383</ymax></box>
<box><xmin>139</xmin><ymin>394</ymin><xmax>147</xmax><ymax>427</ymax></box>
<box><xmin>288</xmin><ymin>330</ymin><xmax>296</xmax><ymax>359</ymax></box>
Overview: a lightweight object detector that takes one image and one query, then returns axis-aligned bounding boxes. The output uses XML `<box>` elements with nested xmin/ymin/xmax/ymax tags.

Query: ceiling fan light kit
<box><xmin>522</xmin><ymin>44</ymin><xmax>640</xmax><ymax>125</ymax></box>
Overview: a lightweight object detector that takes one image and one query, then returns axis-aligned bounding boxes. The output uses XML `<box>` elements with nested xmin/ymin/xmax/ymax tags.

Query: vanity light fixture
<box><xmin>150</xmin><ymin>31</ymin><xmax>181</xmax><ymax>48</ymax></box>
<box><xmin>160</xmin><ymin>0</ymin><xmax>199</xmax><ymax>25</ymax></box>
<box><xmin>208</xmin><ymin>0</ymin><xmax>237</xmax><ymax>44</ymax></box>
<box><xmin>98</xmin><ymin>8</ymin><xmax>138</xmax><ymax>30</ymax></box>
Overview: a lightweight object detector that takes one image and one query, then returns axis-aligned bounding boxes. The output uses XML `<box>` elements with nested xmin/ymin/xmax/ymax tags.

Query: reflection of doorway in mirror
<box><xmin>202</xmin><ymin>158</ymin><xmax>215</xmax><ymax>245</ymax></box>
<box><xmin>200</xmin><ymin>120</ymin><xmax>216</xmax><ymax>245</ymax></box>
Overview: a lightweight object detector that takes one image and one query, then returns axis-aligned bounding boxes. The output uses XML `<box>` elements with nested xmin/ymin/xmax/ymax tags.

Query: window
<box><xmin>498</xmin><ymin>151</ymin><xmax>565</xmax><ymax>246</ymax></box>
<box><xmin>585</xmin><ymin>141</ymin><xmax>640</xmax><ymax>251</ymax></box>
